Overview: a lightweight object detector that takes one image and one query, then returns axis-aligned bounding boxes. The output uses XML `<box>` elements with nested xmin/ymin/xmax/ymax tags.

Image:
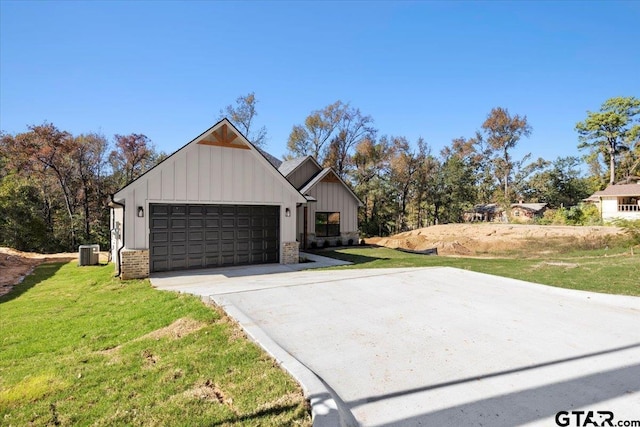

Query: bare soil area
<box><xmin>367</xmin><ymin>223</ymin><xmax>624</xmax><ymax>256</ymax></box>
<box><xmin>0</xmin><ymin>247</ymin><xmax>108</xmax><ymax>297</ymax></box>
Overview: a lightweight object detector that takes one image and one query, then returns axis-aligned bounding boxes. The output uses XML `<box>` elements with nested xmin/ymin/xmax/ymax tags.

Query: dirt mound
<box><xmin>368</xmin><ymin>224</ymin><xmax>623</xmax><ymax>256</ymax></box>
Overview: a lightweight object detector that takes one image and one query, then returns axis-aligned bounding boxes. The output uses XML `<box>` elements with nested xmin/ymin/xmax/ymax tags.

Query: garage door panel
<box><xmin>205</xmin><ymin>230</ymin><xmax>219</xmax><ymax>240</ymax></box>
<box><xmin>171</xmin><ymin>218</ymin><xmax>186</xmax><ymax>228</ymax></box>
<box><xmin>151</xmin><ymin>218</ymin><xmax>168</xmax><ymax>229</ymax></box>
<box><xmin>171</xmin><ymin>205</ymin><xmax>186</xmax><ymax>215</ymax></box>
<box><xmin>221</xmin><ymin>254</ymin><xmax>235</xmax><ymax>265</ymax></box>
<box><xmin>264</xmin><ymin>252</ymin><xmax>278</xmax><ymax>263</ymax></box>
<box><xmin>171</xmin><ymin>231</ymin><xmax>186</xmax><ymax>242</ymax></box>
<box><xmin>151</xmin><ymin>231</ymin><xmax>168</xmax><ymax>243</ymax></box>
<box><xmin>171</xmin><ymin>258</ymin><xmax>187</xmax><ymax>269</ymax></box>
<box><xmin>152</xmin><ymin>259</ymin><xmax>169</xmax><ymax>271</ymax></box>
<box><xmin>205</xmin><ymin>242</ymin><xmax>219</xmax><ymax>252</ymax></box>
<box><xmin>206</xmin><ymin>218</ymin><xmax>220</xmax><ymax>228</ymax></box>
<box><xmin>188</xmin><ymin>257</ymin><xmax>204</xmax><ymax>268</ymax></box>
<box><xmin>152</xmin><ymin>245</ymin><xmax>168</xmax><ymax>256</ymax></box>
<box><xmin>150</xmin><ymin>203</ymin><xmax>279</xmax><ymax>272</ymax></box>
<box><xmin>151</xmin><ymin>205</ymin><xmax>169</xmax><ymax>215</ymax></box>
<box><xmin>188</xmin><ymin>205</ymin><xmax>205</xmax><ymax>215</ymax></box>
<box><xmin>265</xmin><ymin>217</ymin><xmax>278</xmax><ymax>227</ymax></box>
<box><xmin>188</xmin><ymin>243</ymin><xmax>203</xmax><ymax>254</ymax></box>
<box><xmin>189</xmin><ymin>231</ymin><xmax>203</xmax><ymax>241</ymax></box>
<box><xmin>221</xmin><ymin>206</ymin><xmax>236</xmax><ymax>215</ymax></box>
<box><xmin>189</xmin><ymin>218</ymin><xmax>204</xmax><ymax>228</ymax></box>
<box><xmin>171</xmin><ymin>244</ymin><xmax>186</xmax><ymax>255</ymax></box>
<box><xmin>265</xmin><ymin>240</ymin><xmax>278</xmax><ymax>250</ymax></box>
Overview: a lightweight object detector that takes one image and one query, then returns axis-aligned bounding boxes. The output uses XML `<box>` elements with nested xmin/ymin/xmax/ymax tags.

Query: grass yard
<box><xmin>0</xmin><ymin>262</ymin><xmax>311</xmax><ymax>426</ymax></box>
<box><xmin>320</xmin><ymin>246</ymin><xmax>640</xmax><ymax>296</ymax></box>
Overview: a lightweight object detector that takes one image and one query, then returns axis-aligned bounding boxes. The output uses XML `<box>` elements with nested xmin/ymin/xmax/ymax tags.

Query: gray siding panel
<box><xmin>306</xmin><ymin>182</ymin><xmax>359</xmax><ymax>233</ymax></box>
<box><xmin>288</xmin><ymin>160</ymin><xmax>322</xmax><ymax>189</ymax></box>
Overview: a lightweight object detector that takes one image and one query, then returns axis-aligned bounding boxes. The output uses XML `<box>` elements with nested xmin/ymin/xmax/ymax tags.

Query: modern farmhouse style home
<box><xmin>109</xmin><ymin>119</ymin><xmax>360</xmax><ymax>279</ymax></box>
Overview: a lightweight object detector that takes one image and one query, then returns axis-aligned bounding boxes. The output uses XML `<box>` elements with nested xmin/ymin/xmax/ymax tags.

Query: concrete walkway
<box><xmin>151</xmin><ymin>261</ymin><xmax>640</xmax><ymax>426</ymax></box>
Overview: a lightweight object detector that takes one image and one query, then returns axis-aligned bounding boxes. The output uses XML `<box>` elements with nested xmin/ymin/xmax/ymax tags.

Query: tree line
<box><xmin>1</xmin><ymin>94</ymin><xmax>638</xmax><ymax>252</ymax></box>
<box><xmin>0</xmin><ymin>125</ymin><xmax>164</xmax><ymax>252</ymax></box>
<box><xmin>285</xmin><ymin>96</ymin><xmax>639</xmax><ymax>235</ymax></box>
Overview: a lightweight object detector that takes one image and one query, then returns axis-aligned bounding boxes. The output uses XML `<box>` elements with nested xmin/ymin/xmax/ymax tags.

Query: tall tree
<box><xmin>286</xmin><ymin>101</ymin><xmax>345</xmax><ymax>161</ymax></box>
<box><xmin>109</xmin><ymin>133</ymin><xmax>161</xmax><ymax>187</ymax></box>
<box><xmin>517</xmin><ymin>156</ymin><xmax>592</xmax><ymax>208</ymax></box>
<box><xmin>4</xmin><ymin>123</ymin><xmax>81</xmax><ymax>248</ymax></box>
<box><xmin>73</xmin><ymin>133</ymin><xmax>109</xmax><ymax>241</ymax></box>
<box><xmin>219</xmin><ymin>92</ymin><xmax>267</xmax><ymax>147</ymax></box>
<box><xmin>576</xmin><ymin>96</ymin><xmax>640</xmax><ymax>185</ymax></box>
<box><xmin>388</xmin><ymin>136</ymin><xmax>420</xmax><ymax>232</ymax></box>
<box><xmin>323</xmin><ymin>106</ymin><xmax>375</xmax><ymax>178</ymax></box>
<box><xmin>481</xmin><ymin>107</ymin><xmax>532</xmax><ymax>203</ymax></box>
<box><xmin>352</xmin><ymin>136</ymin><xmax>394</xmax><ymax>236</ymax></box>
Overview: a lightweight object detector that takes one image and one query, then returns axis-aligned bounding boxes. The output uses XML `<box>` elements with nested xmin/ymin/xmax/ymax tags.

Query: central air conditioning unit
<box><xmin>78</xmin><ymin>244</ymin><xmax>100</xmax><ymax>266</ymax></box>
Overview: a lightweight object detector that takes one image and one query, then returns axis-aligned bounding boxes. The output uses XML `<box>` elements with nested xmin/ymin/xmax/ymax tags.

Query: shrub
<box><xmin>613</xmin><ymin>219</ymin><xmax>640</xmax><ymax>246</ymax></box>
<box><xmin>359</xmin><ymin>239</ymin><xmax>366</xmax><ymax>246</ymax></box>
<box><xmin>310</xmin><ymin>241</ymin><xmax>317</xmax><ymax>249</ymax></box>
<box><xmin>336</xmin><ymin>239</ymin><xmax>342</xmax><ymax>247</ymax></box>
<box><xmin>322</xmin><ymin>240</ymin><xmax>330</xmax><ymax>248</ymax></box>
<box><xmin>347</xmin><ymin>239</ymin><xmax>354</xmax><ymax>246</ymax></box>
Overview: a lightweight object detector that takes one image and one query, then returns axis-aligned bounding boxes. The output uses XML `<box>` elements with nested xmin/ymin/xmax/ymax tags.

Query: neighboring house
<box><xmin>510</xmin><ymin>202</ymin><xmax>548</xmax><ymax>222</ymax></box>
<box><xmin>464</xmin><ymin>204</ymin><xmax>505</xmax><ymax>222</ymax></box>
<box><xmin>585</xmin><ymin>182</ymin><xmax>640</xmax><ymax>222</ymax></box>
<box><xmin>277</xmin><ymin>156</ymin><xmax>363</xmax><ymax>249</ymax></box>
<box><xmin>109</xmin><ymin>119</ymin><xmax>306</xmax><ymax>279</ymax></box>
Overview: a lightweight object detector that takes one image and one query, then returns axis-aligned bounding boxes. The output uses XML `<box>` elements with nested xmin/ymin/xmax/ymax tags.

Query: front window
<box><xmin>315</xmin><ymin>212</ymin><xmax>340</xmax><ymax>237</ymax></box>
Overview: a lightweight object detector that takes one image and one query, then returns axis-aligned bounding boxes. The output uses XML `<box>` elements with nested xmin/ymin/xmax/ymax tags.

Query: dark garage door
<box><xmin>149</xmin><ymin>204</ymin><xmax>279</xmax><ymax>272</ymax></box>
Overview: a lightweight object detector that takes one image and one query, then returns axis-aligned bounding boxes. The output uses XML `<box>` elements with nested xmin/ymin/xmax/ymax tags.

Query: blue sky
<box><xmin>1</xmin><ymin>1</ymin><xmax>639</xmax><ymax>165</ymax></box>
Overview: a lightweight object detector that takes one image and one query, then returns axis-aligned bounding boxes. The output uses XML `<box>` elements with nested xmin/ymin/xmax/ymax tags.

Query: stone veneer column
<box><xmin>282</xmin><ymin>241</ymin><xmax>300</xmax><ymax>264</ymax></box>
<box><xmin>120</xmin><ymin>249</ymin><xmax>150</xmax><ymax>280</ymax></box>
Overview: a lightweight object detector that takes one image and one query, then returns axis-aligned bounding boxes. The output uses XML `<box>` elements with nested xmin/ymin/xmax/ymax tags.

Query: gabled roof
<box><xmin>299</xmin><ymin>168</ymin><xmax>364</xmax><ymax>207</ymax></box>
<box><xmin>590</xmin><ymin>183</ymin><xmax>640</xmax><ymax>197</ymax></box>
<box><xmin>510</xmin><ymin>203</ymin><xmax>548</xmax><ymax>212</ymax></box>
<box><xmin>113</xmin><ymin>118</ymin><xmax>305</xmax><ymax>203</ymax></box>
<box><xmin>278</xmin><ymin>156</ymin><xmax>322</xmax><ymax>178</ymax></box>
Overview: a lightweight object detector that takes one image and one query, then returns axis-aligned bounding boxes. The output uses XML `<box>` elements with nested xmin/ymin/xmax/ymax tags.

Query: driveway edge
<box><xmin>205</xmin><ymin>295</ymin><xmax>358</xmax><ymax>427</ymax></box>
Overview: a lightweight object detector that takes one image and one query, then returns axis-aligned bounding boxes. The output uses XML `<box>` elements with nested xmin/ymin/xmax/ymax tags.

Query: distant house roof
<box><xmin>510</xmin><ymin>203</ymin><xmax>548</xmax><ymax>212</ymax></box>
<box><xmin>590</xmin><ymin>183</ymin><xmax>640</xmax><ymax>197</ymax></box>
<box><xmin>471</xmin><ymin>203</ymin><xmax>502</xmax><ymax>213</ymax></box>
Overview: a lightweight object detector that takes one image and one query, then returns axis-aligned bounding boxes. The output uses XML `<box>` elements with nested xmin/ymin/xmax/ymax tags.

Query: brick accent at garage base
<box><xmin>282</xmin><ymin>241</ymin><xmax>299</xmax><ymax>264</ymax></box>
<box><xmin>120</xmin><ymin>249</ymin><xmax>149</xmax><ymax>280</ymax></box>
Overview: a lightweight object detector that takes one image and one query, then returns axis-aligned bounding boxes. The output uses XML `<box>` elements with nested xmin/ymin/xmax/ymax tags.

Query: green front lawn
<box><xmin>321</xmin><ymin>247</ymin><xmax>640</xmax><ymax>296</ymax></box>
<box><xmin>0</xmin><ymin>263</ymin><xmax>310</xmax><ymax>426</ymax></box>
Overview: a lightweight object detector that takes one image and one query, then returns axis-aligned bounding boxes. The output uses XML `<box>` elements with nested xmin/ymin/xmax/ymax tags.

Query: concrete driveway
<box><xmin>151</xmin><ymin>264</ymin><xmax>640</xmax><ymax>426</ymax></box>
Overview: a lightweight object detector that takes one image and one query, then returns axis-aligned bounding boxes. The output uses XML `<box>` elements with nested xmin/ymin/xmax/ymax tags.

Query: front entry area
<box><xmin>149</xmin><ymin>204</ymin><xmax>279</xmax><ymax>272</ymax></box>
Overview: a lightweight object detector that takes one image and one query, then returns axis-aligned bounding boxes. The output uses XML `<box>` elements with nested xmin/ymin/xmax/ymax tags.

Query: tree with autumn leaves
<box><xmin>0</xmin><ymin>124</ymin><xmax>163</xmax><ymax>252</ymax></box>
